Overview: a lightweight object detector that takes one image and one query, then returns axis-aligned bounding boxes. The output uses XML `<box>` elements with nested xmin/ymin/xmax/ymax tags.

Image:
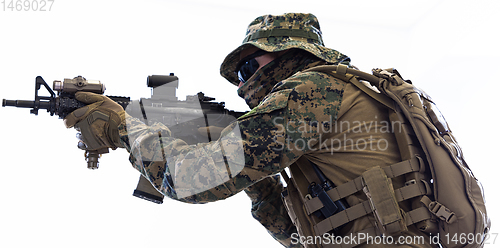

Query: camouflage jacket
<box><xmin>118</xmin><ymin>50</ymin><xmax>346</xmax><ymax>247</ymax></box>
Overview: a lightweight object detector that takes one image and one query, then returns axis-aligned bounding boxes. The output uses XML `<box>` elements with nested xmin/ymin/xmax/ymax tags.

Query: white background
<box><xmin>0</xmin><ymin>0</ymin><xmax>499</xmax><ymax>247</ymax></box>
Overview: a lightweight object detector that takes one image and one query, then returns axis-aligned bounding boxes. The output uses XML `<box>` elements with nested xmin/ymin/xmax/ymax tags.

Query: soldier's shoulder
<box><xmin>273</xmin><ymin>70</ymin><xmax>346</xmax><ymax>93</ymax></box>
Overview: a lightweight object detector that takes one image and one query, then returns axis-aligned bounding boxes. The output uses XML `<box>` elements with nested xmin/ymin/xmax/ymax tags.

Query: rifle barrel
<box><xmin>3</xmin><ymin>99</ymin><xmax>36</xmax><ymax>108</ymax></box>
<box><xmin>2</xmin><ymin>98</ymin><xmax>54</xmax><ymax>115</ymax></box>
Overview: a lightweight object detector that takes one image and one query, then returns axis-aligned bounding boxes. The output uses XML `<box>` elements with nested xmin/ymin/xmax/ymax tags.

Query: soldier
<box><xmin>65</xmin><ymin>13</ymin><xmax>435</xmax><ymax>247</ymax></box>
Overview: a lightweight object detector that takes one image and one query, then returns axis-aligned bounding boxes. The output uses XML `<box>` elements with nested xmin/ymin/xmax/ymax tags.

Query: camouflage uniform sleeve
<box><xmin>118</xmin><ymin>71</ymin><xmax>344</xmax><ymax>206</ymax></box>
<box><xmin>244</xmin><ymin>175</ymin><xmax>303</xmax><ymax>248</ymax></box>
<box><xmin>117</xmin><ymin>85</ymin><xmax>291</xmax><ymax>203</ymax></box>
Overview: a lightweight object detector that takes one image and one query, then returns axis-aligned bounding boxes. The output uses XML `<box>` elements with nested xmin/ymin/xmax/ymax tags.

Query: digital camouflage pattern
<box><xmin>220</xmin><ymin>13</ymin><xmax>350</xmax><ymax>86</ymax></box>
<box><xmin>244</xmin><ymin>175</ymin><xmax>302</xmax><ymax>247</ymax></box>
<box><xmin>117</xmin><ymin>47</ymin><xmax>348</xmax><ymax>247</ymax></box>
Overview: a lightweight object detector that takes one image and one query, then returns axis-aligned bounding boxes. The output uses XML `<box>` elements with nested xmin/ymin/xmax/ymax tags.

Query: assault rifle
<box><xmin>2</xmin><ymin>74</ymin><xmax>245</xmax><ymax>203</ymax></box>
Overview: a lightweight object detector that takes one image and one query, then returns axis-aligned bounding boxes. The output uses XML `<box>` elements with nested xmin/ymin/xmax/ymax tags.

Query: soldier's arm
<box><xmin>118</xmin><ymin>71</ymin><xmax>344</xmax><ymax>204</ymax></box>
<box><xmin>244</xmin><ymin>175</ymin><xmax>303</xmax><ymax>247</ymax></box>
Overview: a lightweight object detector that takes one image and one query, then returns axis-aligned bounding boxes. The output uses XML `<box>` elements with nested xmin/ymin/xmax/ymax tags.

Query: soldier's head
<box><xmin>220</xmin><ymin>13</ymin><xmax>348</xmax><ymax>86</ymax></box>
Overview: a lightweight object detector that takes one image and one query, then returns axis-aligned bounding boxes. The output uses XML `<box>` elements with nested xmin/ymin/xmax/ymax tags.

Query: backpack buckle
<box><xmin>428</xmin><ymin>201</ymin><xmax>457</xmax><ymax>224</ymax></box>
<box><xmin>373</xmin><ymin>68</ymin><xmax>407</xmax><ymax>86</ymax></box>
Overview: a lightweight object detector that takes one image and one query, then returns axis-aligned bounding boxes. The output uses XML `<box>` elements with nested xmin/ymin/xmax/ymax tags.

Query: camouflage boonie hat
<box><xmin>220</xmin><ymin>13</ymin><xmax>349</xmax><ymax>86</ymax></box>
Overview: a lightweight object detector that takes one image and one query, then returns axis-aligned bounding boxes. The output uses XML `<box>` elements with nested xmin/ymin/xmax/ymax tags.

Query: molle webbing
<box><xmin>303</xmin><ymin>157</ymin><xmax>424</xmax><ymax>214</ymax></box>
<box><xmin>299</xmin><ymin>157</ymin><xmax>433</xmax><ymax>235</ymax></box>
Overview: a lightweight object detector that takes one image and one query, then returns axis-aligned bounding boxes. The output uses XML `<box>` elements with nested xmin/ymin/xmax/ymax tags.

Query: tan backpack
<box><xmin>292</xmin><ymin>65</ymin><xmax>491</xmax><ymax>247</ymax></box>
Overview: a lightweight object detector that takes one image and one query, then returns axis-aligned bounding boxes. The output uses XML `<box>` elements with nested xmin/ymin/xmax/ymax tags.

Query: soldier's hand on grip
<box><xmin>64</xmin><ymin>92</ymin><xmax>125</xmax><ymax>151</ymax></box>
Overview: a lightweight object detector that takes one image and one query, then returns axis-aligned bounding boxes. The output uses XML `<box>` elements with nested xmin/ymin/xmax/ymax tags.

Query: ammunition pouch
<box><xmin>362</xmin><ymin>166</ymin><xmax>407</xmax><ymax>235</ymax></box>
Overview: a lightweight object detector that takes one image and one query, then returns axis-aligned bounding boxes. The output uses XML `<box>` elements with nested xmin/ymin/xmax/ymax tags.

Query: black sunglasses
<box><xmin>235</xmin><ymin>50</ymin><xmax>269</xmax><ymax>83</ymax></box>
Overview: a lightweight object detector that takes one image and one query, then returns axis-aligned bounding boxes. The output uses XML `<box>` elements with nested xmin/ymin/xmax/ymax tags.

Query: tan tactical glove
<box><xmin>64</xmin><ymin>92</ymin><xmax>125</xmax><ymax>151</ymax></box>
